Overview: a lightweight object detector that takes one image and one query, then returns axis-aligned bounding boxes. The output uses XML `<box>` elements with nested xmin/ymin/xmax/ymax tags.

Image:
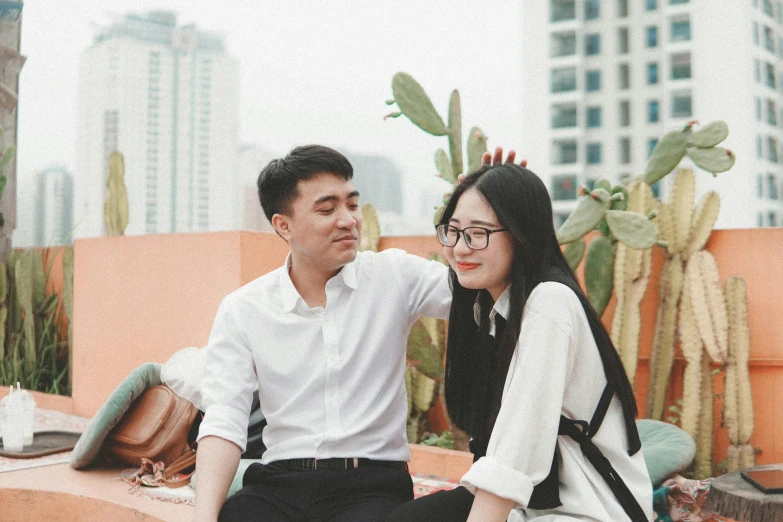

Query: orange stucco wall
<box><xmin>67</xmin><ymin>228</ymin><xmax>783</xmax><ymax>468</ymax></box>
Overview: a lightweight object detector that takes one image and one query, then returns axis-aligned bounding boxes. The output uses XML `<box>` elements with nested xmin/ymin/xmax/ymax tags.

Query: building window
<box><xmin>669</xmin><ymin>0</ymin><xmax>689</xmax><ymax>4</ymax></box>
<box><xmin>768</xmin><ymin>99</ymin><xmax>778</xmax><ymax>125</ymax></box>
<box><xmin>758</xmin><ymin>213</ymin><xmax>764</xmax><ymax>227</ymax></box>
<box><xmin>618</xmin><ymin>0</ymin><xmax>629</xmax><ymax>17</ymax></box>
<box><xmin>768</xmin><ymin>136</ymin><xmax>779</xmax><ymax>162</ymax></box>
<box><xmin>618</xmin><ymin>27</ymin><xmax>630</xmax><ymax>53</ymax></box>
<box><xmin>754</xmin><ymin>22</ymin><xmax>760</xmax><ymax>45</ymax></box>
<box><xmin>647</xmin><ymin>26</ymin><xmax>659</xmax><ymax>47</ymax></box>
<box><xmin>586</xmin><ymin>69</ymin><xmax>602</xmax><ymax>91</ymax></box>
<box><xmin>551</xmin><ymin>67</ymin><xmax>578</xmax><ymax>92</ymax></box>
<box><xmin>552</xmin><ymin>174</ymin><xmax>578</xmax><ymax>200</ymax></box>
<box><xmin>586</xmin><ymin>143</ymin><xmax>603</xmax><ymax>164</ymax></box>
<box><xmin>757</xmin><ymin>97</ymin><xmax>763</xmax><ymax>120</ymax></box>
<box><xmin>551</xmin><ymin>31</ymin><xmax>577</xmax><ymax>57</ymax></box>
<box><xmin>585</xmin><ymin>0</ymin><xmax>600</xmax><ymax>19</ymax></box>
<box><xmin>769</xmin><ymin>211</ymin><xmax>779</xmax><ymax>227</ymax></box>
<box><xmin>551</xmin><ymin>103</ymin><xmax>578</xmax><ymax>128</ymax></box>
<box><xmin>586</xmin><ymin>106</ymin><xmax>602</xmax><ymax>127</ymax></box>
<box><xmin>648</xmin><ymin>138</ymin><xmax>659</xmax><ymax>157</ymax></box>
<box><xmin>766</xmin><ymin>62</ymin><xmax>777</xmax><ymax>89</ymax></box>
<box><xmin>758</xmin><ymin>135</ymin><xmax>764</xmax><ymax>159</ymax></box>
<box><xmin>553</xmin><ymin>140</ymin><xmax>578</xmax><ymax>164</ymax></box>
<box><xmin>768</xmin><ymin>173</ymin><xmax>780</xmax><ymax>199</ymax></box>
<box><xmin>672</xmin><ymin>92</ymin><xmax>692</xmax><ymax>118</ymax></box>
<box><xmin>671</xmin><ymin>53</ymin><xmax>691</xmax><ymax>79</ymax></box>
<box><xmin>619</xmin><ymin>100</ymin><xmax>631</xmax><ymax>126</ymax></box>
<box><xmin>758</xmin><ymin>173</ymin><xmax>764</xmax><ymax>198</ymax></box>
<box><xmin>648</xmin><ymin>100</ymin><xmax>660</xmax><ymax>122</ymax></box>
<box><xmin>765</xmin><ymin>26</ymin><xmax>775</xmax><ymax>53</ymax></box>
<box><xmin>764</xmin><ymin>0</ymin><xmax>774</xmax><ymax>17</ymax></box>
<box><xmin>619</xmin><ymin>63</ymin><xmax>630</xmax><ymax>89</ymax></box>
<box><xmin>585</xmin><ymin>33</ymin><xmax>601</xmax><ymax>55</ymax></box>
<box><xmin>552</xmin><ymin>0</ymin><xmax>577</xmax><ymax>21</ymax></box>
<box><xmin>671</xmin><ymin>19</ymin><xmax>691</xmax><ymax>41</ymax></box>
<box><xmin>620</xmin><ymin>137</ymin><xmax>632</xmax><ymax>164</ymax></box>
<box><xmin>755</xmin><ymin>59</ymin><xmax>761</xmax><ymax>83</ymax></box>
<box><xmin>647</xmin><ymin>62</ymin><xmax>659</xmax><ymax>84</ymax></box>
<box><xmin>646</xmin><ymin>0</ymin><xmax>657</xmax><ymax>10</ymax></box>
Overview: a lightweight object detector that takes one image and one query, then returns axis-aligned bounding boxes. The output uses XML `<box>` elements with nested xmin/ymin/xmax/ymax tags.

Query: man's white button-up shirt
<box><xmin>196</xmin><ymin>248</ymin><xmax>451</xmax><ymax>464</ymax></box>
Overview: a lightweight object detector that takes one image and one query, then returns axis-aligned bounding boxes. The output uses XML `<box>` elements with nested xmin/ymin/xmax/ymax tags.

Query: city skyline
<box><xmin>14</xmin><ymin>1</ymin><xmax>525</xmax><ymax>246</ymax></box>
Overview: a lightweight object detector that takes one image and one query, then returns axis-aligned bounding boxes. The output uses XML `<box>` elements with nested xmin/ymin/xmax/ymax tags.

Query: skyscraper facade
<box><xmin>74</xmin><ymin>11</ymin><xmax>240</xmax><ymax>237</ymax></box>
<box><xmin>521</xmin><ymin>0</ymin><xmax>780</xmax><ymax>229</ymax></box>
<box><xmin>34</xmin><ymin>166</ymin><xmax>73</xmax><ymax>246</ymax></box>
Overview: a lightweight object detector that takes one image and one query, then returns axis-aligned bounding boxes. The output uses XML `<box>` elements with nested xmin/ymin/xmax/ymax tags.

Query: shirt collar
<box><xmin>472</xmin><ymin>286</ymin><xmax>511</xmax><ymax>330</ymax></box>
<box><xmin>279</xmin><ymin>252</ymin><xmax>360</xmax><ymax>313</ymax></box>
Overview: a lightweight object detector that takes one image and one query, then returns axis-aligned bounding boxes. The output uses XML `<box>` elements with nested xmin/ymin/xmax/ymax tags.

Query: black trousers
<box><xmin>218</xmin><ymin>462</ymin><xmax>413</xmax><ymax>522</ymax></box>
<box><xmin>386</xmin><ymin>486</ymin><xmax>475</xmax><ymax>522</ymax></box>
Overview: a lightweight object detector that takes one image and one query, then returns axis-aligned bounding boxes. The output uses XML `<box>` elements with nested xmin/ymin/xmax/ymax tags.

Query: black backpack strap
<box><xmin>557</xmin><ymin>384</ymin><xmax>648</xmax><ymax>522</ymax></box>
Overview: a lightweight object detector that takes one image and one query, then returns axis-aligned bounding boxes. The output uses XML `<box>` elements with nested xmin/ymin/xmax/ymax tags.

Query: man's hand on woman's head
<box><xmin>456</xmin><ymin>147</ymin><xmax>528</xmax><ymax>184</ymax></box>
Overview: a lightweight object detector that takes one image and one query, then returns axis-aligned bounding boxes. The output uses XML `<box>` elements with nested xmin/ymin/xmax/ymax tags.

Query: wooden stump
<box><xmin>707</xmin><ymin>463</ymin><xmax>783</xmax><ymax>522</ymax></box>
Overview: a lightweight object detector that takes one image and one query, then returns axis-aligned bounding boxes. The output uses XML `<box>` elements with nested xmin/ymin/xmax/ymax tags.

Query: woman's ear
<box><xmin>271</xmin><ymin>213</ymin><xmax>292</xmax><ymax>241</ymax></box>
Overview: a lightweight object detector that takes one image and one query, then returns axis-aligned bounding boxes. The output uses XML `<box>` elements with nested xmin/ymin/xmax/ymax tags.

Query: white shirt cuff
<box><xmin>196</xmin><ymin>404</ymin><xmax>249</xmax><ymax>452</ymax></box>
<box><xmin>460</xmin><ymin>455</ymin><xmax>534</xmax><ymax>508</ymax></box>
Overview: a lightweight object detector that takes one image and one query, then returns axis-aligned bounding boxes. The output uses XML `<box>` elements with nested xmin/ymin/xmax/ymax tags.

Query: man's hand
<box><xmin>456</xmin><ymin>147</ymin><xmax>528</xmax><ymax>184</ymax></box>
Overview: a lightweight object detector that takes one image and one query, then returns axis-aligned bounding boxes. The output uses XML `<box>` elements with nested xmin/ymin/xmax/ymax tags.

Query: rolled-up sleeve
<box><xmin>460</xmin><ymin>307</ymin><xmax>573</xmax><ymax>508</ymax></box>
<box><xmin>196</xmin><ymin>297</ymin><xmax>257</xmax><ymax>452</ymax></box>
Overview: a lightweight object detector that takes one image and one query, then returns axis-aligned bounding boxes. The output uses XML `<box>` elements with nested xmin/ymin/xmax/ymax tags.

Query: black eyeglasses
<box><xmin>436</xmin><ymin>224</ymin><xmax>507</xmax><ymax>250</ymax></box>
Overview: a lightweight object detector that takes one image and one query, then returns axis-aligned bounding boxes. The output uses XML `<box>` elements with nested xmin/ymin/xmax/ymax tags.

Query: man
<box><xmin>193</xmin><ymin>145</ymin><xmax>452</xmax><ymax>521</ymax></box>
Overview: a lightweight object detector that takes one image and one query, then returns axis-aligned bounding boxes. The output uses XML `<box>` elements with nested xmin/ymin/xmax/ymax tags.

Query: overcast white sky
<box><xmin>15</xmin><ymin>0</ymin><xmax>525</xmax><ymax>243</ymax></box>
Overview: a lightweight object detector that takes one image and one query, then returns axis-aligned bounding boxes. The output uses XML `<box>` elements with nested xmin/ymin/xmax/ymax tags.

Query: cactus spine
<box><xmin>104</xmin><ymin>152</ymin><xmax>129</xmax><ymax>236</ymax></box>
<box><xmin>724</xmin><ymin>276</ymin><xmax>754</xmax><ymax>471</ymax></box>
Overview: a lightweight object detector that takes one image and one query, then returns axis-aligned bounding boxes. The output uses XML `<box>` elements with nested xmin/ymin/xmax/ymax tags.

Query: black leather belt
<box><xmin>272</xmin><ymin>457</ymin><xmax>408</xmax><ymax>472</ymax></box>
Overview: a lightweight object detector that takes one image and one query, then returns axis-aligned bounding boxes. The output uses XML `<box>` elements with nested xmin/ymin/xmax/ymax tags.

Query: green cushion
<box><xmin>636</xmin><ymin>419</ymin><xmax>696</xmax><ymax>486</ymax></box>
<box><xmin>190</xmin><ymin>458</ymin><xmax>264</xmax><ymax>498</ymax></box>
<box><xmin>70</xmin><ymin>362</ymin><xmax>162</xmax><ymax>469</ymax></box>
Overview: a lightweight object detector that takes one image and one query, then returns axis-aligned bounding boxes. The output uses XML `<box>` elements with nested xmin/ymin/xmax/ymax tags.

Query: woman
<box><xmin>388</xmin><ymin>163</ymin><xmax>653</xmax><ymax>521</ymax></box>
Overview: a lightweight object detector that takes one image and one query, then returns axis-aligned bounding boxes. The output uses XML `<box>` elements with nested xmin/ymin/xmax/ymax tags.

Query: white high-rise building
<box><xmin>74</xmin><ymin>11</ymin><xmax>240</xmax><ymax>237</ymax></box>
<box><xmin>34</xmin><ymin>166</ymin><xmax>73</xmax><ymax>247</ymax></box>
<box><xmin>521</xmin><ymin>0</ymin><xmax>782</xmax><ymax>229</ymax></box>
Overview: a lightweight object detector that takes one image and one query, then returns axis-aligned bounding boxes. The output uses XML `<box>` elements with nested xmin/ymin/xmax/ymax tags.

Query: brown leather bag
<box><xmin>106</xmin><ymin>384</ymin><xmax>199</xmax><ymax>487</ymax></box>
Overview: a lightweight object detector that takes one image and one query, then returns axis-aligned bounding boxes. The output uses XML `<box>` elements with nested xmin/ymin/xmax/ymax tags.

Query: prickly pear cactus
<box><xmin>104</xmin><ymin>152</ymin><xmax>129</xmax><ymax>236</ymax></box>
<box><xmin>386</xmin><ymin>73</ymin><xmax>487</xmax><ymax>223</ymax></box>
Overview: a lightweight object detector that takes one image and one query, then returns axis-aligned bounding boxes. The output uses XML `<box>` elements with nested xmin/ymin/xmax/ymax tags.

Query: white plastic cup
<box><xmin>16</xmin><ymin>384</ymin><xmax>35</xmax><ymax>446</ymax></box>
<box><xmin>1</xmin><ymin>391</ymin><xmax>24</xmax><ymax>453</ymax></box>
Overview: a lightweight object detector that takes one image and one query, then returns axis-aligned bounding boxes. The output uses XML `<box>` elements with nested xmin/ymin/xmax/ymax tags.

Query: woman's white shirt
<box><xmin>459</xmin><ymin>282</ymin><xmax>653</xmax><ymax>521</ymax></box>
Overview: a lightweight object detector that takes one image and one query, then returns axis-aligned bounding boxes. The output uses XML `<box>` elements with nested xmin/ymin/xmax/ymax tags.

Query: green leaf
<box><xmin>686</xmin><ymin>147</ymin><xmax>735</xmax><ymax>174</ymax></box>
<box><xmin>605</xmin><ymin>210</ymin><xmax>657</xmax><ymax>249</ymax></box>
<box><xmin>643</xmin><ymin>130</ymin><xmax>688</xmax><ymax>184</ymax></box>
<box><xmin>556</xmin><ymin>189</ymin><xmax>611</xmax><ymax>245</ymax></box>
<box><xmin>434</xmin><ymin>148</ymin><xmax>455</xmax><ymax>184</ymax></box>
<box><xmin>0</xmin><ymin>146</ymin><xmax>15</xmax><ymax>169</ymax></box>
<box><xmin>447</xmin><ymin>90</ymin><xmax>463</xmax><ymax>176</ymax></box>
<box><xmin>466</xmin><ymin>126</ymin><xmax>488</xmax><ymax>173</ymax></box>
<box><xmin>563</xmin><ymin>237</ymin><xmax>586</xmax><ymax>272</ymax></box>
<box><xmin>391</xmin><ymin>72</ymin><xmax>449</xmax><ymax>136</ymax></box>
<box><xmin>585</xmin><ymin>236</ymin><xmax>615</xmax><ymax>317</ymax></box>
<box><xmin>687</xmin><ymin>121</ymin><xmax>729</xmax><ymax>148</ymax></box>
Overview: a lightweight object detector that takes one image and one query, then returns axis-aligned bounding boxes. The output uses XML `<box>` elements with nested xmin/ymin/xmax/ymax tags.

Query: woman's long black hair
<box><xmin>441</xmin><ymin>164</ymin><xmax>641</xmax><ymax>454</ymax></box>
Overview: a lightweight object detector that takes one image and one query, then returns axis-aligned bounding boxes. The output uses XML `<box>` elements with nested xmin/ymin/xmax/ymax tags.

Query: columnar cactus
<box><xmin>359</xmin><ymin>203</ymin><xmax>380</xmax><ymax>252</ymax></box>
<box><xmin>104</xmin><ymin>152</ymin><xmax>129</xmax><ymax>236</ymax></box>
<box><xmin>610</xmin><ymin>181</ymin><xmax>654</xmax><ymax>385</ymax></box>
<box><xmin>678</xmin><ymin>270</ymin><xmax>702</xmax><ymax>438</ymax></box>
<box><xmin>646</xmin><ymin>168</ymin><xmax>721</xmax><ymax>420</ymax></box>
<box><xmin>724</xmin><ymin>276</ymin><xmax>755</xmax><ymax>471</ymax></box>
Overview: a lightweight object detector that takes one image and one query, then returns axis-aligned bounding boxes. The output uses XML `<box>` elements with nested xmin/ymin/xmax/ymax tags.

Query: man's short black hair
<box><xmin>257</xmin><ymin>145</ymin><xmax>354</xmax><ymax>221</ymax></box>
